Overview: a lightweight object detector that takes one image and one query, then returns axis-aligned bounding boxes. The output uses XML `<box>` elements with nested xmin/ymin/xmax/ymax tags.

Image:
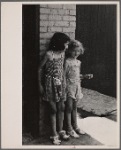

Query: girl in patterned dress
<box><xmin>65</xmin><ymin>39</ymin><xmax>86</xmax><ymax>138</ymax></box>
<box><xmin>39</xmin><ymin>32</ymin><xmax>70</xmax><ymax>145</ymax></box>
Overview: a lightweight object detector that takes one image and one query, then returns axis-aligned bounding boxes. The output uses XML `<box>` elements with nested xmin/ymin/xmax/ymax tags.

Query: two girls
<box><xmin>39</xmin><ymin>32</ymin><xmax>87</xmax><ymax>144</ymax></box>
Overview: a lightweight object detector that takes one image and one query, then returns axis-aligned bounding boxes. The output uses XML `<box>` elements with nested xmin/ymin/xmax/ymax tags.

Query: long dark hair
<box><xmin>48</xmin><ymin>32</ymin><xmax>70</xmax><ymax>51</ymax></box>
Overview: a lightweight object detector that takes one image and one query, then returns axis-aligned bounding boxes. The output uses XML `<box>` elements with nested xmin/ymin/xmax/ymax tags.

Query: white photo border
<box><xmin>1</xmin><ymin>1</ymin><xmax>120</xmax><ymax>149</ymax></box>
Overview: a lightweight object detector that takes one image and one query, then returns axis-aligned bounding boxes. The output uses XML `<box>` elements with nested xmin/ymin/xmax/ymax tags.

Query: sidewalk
<box><xmin>77</xmin><ymin>116</ymin><xmax>119</xmax><ymax>147</ymax></box>
<box><xmin>77</xmin><ymin>88</ymin><xmax>117</xmax><ymax>121</ymax></box>
<box><xmin>23</xmin><ymin>88</ymin><xmax>117</xmax><ymax>146</ymax></box>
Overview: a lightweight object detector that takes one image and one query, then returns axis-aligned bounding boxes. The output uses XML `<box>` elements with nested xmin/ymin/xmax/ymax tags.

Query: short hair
<box><xmin>68</xmin><ymin>39</ymin><xmax>85</xmax><ymax>54</ymax></box>
<box><xmin>48</xmin><ymin>32</ymin><xmax>70</xmax><ymax>51</ymax></box>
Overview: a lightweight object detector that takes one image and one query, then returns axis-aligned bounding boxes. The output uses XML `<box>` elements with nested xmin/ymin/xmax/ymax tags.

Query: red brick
<box><xmin>49</xmin><ymin>15</ymin><xmax>62</xmax><ymax>20</ymax></box>
<box><xmin>63</xmin><ymin>27</ymin><xmax>75</xmax><ymax>33</ymax></box>
<box><xmin>48</xmin><ymin>5</ymin><xmax>63</xmax><ymax>8</ymax></box>
<box><xmin>55</xmin><ymin>21</ymin><xmax>69</xmax><ymax>27</ymax></box>
<box><xmin>48</xmin><ymin>27</ymin><xmax>62</xmax><ymax>32</ymax></box>
<box><xmin>40</xmin><ymin>8</ymin><xmax>50</xmax><ymax>14</ymax></box>
<box><xmin>58</xmin><ymin>9</ymin><xmax>69</xmax><ymax>15</ymax></box>
<box><xmin>40</xmin><ymin>27</ymin><xmax>47</xmax><ymax>32</ymax></box>
<box><xmin>48</xmin><ymin>21</ymin><xmax>55</xmax><ymax>26</ymax></box>
<box><xmin>70</xmin><ymin>10</ymin><xmax>76</xmax><ymax>16</ymax></box>
<box><xmin>70</xmin><ymin>21</ymin><xmax>76</xmax><ymax>27</ymax></box>
<box><xmin>40</xmin><ymin>21</ymin><xmax>48</xmax><ymax>26</ymax></box>
<box><xmin>40</xmin><ymin>33</ymin><xmax>53</xmax><ymax>39</ymax></box>
<box><xmin>63</xmin><ymin>16</ymin><xmax>76</xmax><ymax>21</ymax></box>
<box><xmin>40</xmin><ymin>39</ymin><xmax>50</xmax><ymax>45</ymax></box>
<box><xmin>40</xmin><ymin>14</ymin><xmax>48</xmax><ymax>20</ymax></box>
<box><xmin>50</xmin><ymin>9</ymin><xmax>58</xmax><ymax>14</ymax></box>
<box><xmin>40</xmin><ymin>5</ymin><xmax>48</xmax><ymax>8</ymax></box>
<box><xmin>69</xmin><ymin>33</ymin><xmax>75</xmax><ymax>39</ymax></box>
<box><xmin>63</xmin><ymin>5</ymin><xmax>76</xmax><ymax>10</ymax></box>
<box><xmin>40</xmin><ymin>21</ymin><xmax>55</xmax><ymax>27</ymax></box>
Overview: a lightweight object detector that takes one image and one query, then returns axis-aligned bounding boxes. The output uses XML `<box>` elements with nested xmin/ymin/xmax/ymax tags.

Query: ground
<box><xmin>22</xmin><ymin>88</ymin><xmax>117</xmax><ymax>145</ymax></box>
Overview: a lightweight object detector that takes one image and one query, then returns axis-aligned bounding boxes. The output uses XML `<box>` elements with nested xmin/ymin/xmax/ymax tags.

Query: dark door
<box><xmin>76</xmin><ymin>5</ymin><xmax>116</xmax><ymax>97</ymax></box>
<box><xmin>22</xmin><ymin>5</ymin><xmax>40</xmax><ymax>136</ymax></box>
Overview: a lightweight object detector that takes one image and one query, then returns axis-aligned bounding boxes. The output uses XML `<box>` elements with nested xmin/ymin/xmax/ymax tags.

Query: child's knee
<box><xmin>66</xmin><ymin>104</ymin><xmax>73</xmax><ymax>113</ymax></box>
<box><xmin>65</xmin><ymin>98</ymin><xmax>73</xmax><ymax>113</ymax></box>
<box><xmin>58</xmin><ymin>102</ymin><xmax>65</xmax><ymax>112</ymax></box>
<box><xmin>49</xmin><ymin>102</ymin><xmax>57</xmax><ymax>114</ymax></box>
<box><xmin>61</xmin><ymin>102</ymin><xmax>65</xmax><ymax>112</ymax></box>
<box><xmin>51</xmin><ymin>107</ymin><xmax>57</xmax><ymax>114</ymax></box>
<box><xmin>73</xmin><ymin>101</ymin><xmax>77</xmax><ymax>110</ymax></box>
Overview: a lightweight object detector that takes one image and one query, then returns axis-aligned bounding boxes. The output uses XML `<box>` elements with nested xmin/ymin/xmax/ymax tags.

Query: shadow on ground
<box><xmin>23</xmin><ymin>88</ymin><xmax>117</xmax><ymax>145</ymax></box>
<box><xmin>77</xmin><ymin>88</ymin><xmax>117</xmax><ymax>122</ymax></box>
<box><xmin>23</xmin><ymin>132</ymin><xmax>102</xmax><ymax>145</ymax></box>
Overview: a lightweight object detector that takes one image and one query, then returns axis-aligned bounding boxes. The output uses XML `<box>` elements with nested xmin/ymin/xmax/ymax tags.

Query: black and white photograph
<box><xmin>1</xmin><ymin>1</ymin><xmax>120</xmax><ymax>149</ymax></box>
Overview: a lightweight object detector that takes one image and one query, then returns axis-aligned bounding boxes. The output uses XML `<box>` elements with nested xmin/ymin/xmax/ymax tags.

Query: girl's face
<box><xmin>70</xmin><ymin>47</ymin><xmax>81</xmax><ymax>58</ymax></box>
<box><xmin>64</xmin><ymin>41</ymin><xmax>69</xmax><ymax>51</ymax></box>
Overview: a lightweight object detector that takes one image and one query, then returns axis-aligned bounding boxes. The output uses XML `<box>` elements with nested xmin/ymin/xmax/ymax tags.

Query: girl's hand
<box><xmin>80</xmin><ymin>74</ymin><xmax>93</xmax><ymax>79</ymax></box>
<box><xmin>53</xmin><ymin>77</ymin><xmax>61</xmax><ymax>85</ymax></box>
<box><xmin>85</xmin><ymin>74</ymin><xmax>93</xmax><ymax>79</ymax></box>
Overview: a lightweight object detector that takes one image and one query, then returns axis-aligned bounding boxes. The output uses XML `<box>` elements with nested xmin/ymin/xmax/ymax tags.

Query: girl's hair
<box><xmin>48</xmin><ymin>32</ymin><xmax>70</xmax><ymax>51</ymax></box>
<box><xmin>68</xmin><ymin>39</ymin><xmax>85</xmax><ymax>54</ymax></box>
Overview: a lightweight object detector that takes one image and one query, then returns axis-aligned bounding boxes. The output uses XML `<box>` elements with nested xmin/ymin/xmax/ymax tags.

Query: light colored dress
<box><xmin>65</xmin><ymin>59</ymin><xmax>83</xmax><ymax>101</ymax></box>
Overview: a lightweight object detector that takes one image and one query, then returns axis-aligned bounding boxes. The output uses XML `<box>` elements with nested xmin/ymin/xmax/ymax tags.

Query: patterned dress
<box><xmin>44</xmin><ymin>51</ymin><xmax>66</xmax><ymax>102</ymax></box>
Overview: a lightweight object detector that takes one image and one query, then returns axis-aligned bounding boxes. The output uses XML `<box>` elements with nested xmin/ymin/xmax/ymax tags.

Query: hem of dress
<box><xmin>42</xmin><ymin>98</ymin><xmax>66</xmax><ymax>102</ymax></box>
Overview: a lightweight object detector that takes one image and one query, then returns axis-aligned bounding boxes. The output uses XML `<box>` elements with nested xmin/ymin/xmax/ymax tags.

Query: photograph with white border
<box><xmin>1</xmin><ymin>1</ymin><xmax>120</xmax><ymax>149</ymax></box>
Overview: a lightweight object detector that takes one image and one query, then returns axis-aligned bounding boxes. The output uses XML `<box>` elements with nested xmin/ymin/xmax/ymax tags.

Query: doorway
<box><xmin>22</xmin><ymin>5</ymin><xmax>40</xmax><ymax>136</ymax></box>
<box><xmin>76</xmin><ymin>5</ymin><xmax>116</xmax><ymax>97</ymax></box>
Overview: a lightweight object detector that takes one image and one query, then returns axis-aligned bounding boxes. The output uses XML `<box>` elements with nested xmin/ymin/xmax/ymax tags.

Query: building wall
<box><xmin>39</xmin><ymin>4</ymin><xmax>76</xmax><ymax>136</ymax></box>
<box><xmin>39</xmin><ymin>4</ymin><xmax>76</xmax><ymax>56</ymax></box>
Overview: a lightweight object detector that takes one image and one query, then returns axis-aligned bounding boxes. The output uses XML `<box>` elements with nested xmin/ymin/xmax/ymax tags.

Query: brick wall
<box><xmin>39</xmin><ymin>4</ymin><xmax>76</xmax><ymax>56</ymax></box>
<box><xmin>39</xmin><ymin>4</ymin><xmax>76</xmax><ymax>136</ymax></box>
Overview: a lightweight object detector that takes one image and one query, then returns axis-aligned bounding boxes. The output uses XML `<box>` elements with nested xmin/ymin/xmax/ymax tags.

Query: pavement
<box><xmin>23</xmin><ymin>88</ymin><xmax>119</xmax><ymax>148</ymax></box>
<box><xmin>77</xmin><ymin>116</ymin><xmax>119</xmax><ymax>147</ymax></box>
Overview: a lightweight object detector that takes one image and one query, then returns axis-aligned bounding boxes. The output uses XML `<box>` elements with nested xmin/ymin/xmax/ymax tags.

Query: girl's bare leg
<box><xmin>72</xmin><ymin>101</ymin><xmax>78</xmax><ymax>130</ymax></box>
<box><xmin>65</xmin><ymin>98</ymin><xmax>73</xmax><ymax>132</ymax></box>
<box><xmin>72</xmin><ymin>101</ymin><xmax>85</xmax><ymax>135</ymax></box>
<box><xmin>49</xmin><ymin>101</ymin><xmax>57</xmax><ymax>136</ymax></box>
<box><xmin>57</xmin><ymin>101</ymin><xmax>65</xmax><ymax>132</ymax></box>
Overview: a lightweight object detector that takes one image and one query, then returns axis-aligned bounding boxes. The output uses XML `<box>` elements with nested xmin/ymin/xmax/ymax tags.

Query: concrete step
<box><xmin>77</xmin><ymin>116</ymin><xmax>119</xmax><ymax>148</ymax></box>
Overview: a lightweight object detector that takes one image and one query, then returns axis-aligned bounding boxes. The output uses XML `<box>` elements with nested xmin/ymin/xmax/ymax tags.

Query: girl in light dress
<box><xmin>65</xmin><ymin>39</ymin><xmax>93</xmax><ymax>138</ymax></box>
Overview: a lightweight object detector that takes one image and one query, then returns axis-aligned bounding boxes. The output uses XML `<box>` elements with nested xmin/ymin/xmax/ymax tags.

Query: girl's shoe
<box><xmin>59</xmin><ymin>130</ymin><xmax>70</xmax><ymax>140</ymax></box>
<box><xmin>67</xmin><ymin>130</ymin><xmax>79</xmax><ymax>138</ymax></box>
<box><xmin>50</xmin><ymin>135</ymin><xmax>61</xmax><ymax>145</ymax></box>
<box><xmin>75</xmin><ymin>128</ymin><xmax>86</xmax><ymax>135</ymax></box>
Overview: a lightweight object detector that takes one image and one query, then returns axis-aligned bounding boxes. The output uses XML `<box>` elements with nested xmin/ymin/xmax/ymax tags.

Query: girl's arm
<box><xmin>38</xmin><ymin>53</ymin><xmax>48</xmax><ymax>94</ymax></box>
<box><xmin>79</xmin><ymin>61</ymin><xmax>84</xmax><ymax>79</ymax></box>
